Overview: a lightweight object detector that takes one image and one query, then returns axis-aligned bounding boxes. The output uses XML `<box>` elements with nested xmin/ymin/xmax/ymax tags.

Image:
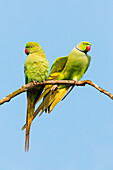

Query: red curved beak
<box><xmin>25</xmin><ymin>48</ymin><xmax>28</xmax><ymax>54</ymax></box>
<box><xmin>86</xmin><ymin>45</ymin><xmax>91</xmax><ymax>52</ymax></box>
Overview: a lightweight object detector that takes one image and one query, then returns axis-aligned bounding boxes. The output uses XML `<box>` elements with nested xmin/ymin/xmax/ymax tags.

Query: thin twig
<box><xmin>0</xmin><ymin>80</ymin><xmax>113</xmax><ymax>105</ymax></box>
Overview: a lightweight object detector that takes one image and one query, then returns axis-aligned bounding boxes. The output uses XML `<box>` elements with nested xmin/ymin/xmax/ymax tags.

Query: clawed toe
<box><xmin>32</xmin><ymin>80</ymin><xmax>38</xmax><ymax>86</ymax></box>
<box><xmin>51</xmin><ymin>85</ymin><xmax>58</xmax><ymax>93</ymax></box>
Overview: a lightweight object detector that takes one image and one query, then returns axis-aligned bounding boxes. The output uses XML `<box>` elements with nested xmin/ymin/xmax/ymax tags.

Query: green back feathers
<box><xmin>50</xmin><ymin>56</ymin><xmax>68</xmax><ymax>75</ymax></box>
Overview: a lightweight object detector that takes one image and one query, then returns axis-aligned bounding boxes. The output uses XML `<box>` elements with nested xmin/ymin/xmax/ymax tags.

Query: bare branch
<box><xmin>0</xmin><ymin>80</ymin><xmax>113</xmax><ymax>105</ymax></box>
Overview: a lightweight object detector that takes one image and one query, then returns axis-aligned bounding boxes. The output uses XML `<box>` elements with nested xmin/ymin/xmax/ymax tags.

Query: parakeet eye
<box><xmin>30</xmin><ymin>46</ymin><xmax>33</xmax><ymax>48</ymax></box>
<box><xmin>83</xmin><ymin>43</ymin><xmax>85</xmax><ymax>45</ymax></box>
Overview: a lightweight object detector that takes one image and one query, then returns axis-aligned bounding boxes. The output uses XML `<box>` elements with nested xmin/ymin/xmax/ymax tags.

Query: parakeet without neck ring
<box><xmin>22</xmin><ymin>42</ymin><xmax>49</xmax><ymax>151</ymax></box>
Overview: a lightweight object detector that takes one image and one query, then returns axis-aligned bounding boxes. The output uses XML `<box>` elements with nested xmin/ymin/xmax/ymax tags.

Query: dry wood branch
<box><xmin>0</xmin><ymin>80</ymin><xmax>113</xmax><ymax>105</ymax></box>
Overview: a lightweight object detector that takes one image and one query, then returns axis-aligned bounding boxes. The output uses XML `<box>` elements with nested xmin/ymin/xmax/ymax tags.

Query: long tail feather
<box><xmin>33</xmin><ymin>91</ymin><xmax>56</xmax><ymax>118</ymax></box>
<box><xmin>21</xmin><ymin>124</ymin><xmax>26</xmax><ymax>131</ymax></box>
<box><xmin>35</xmin><ymin>85</ymin><xmax>53</xmax><ymax>105</ymax></box>
<box><xmin>21</xmin><ymin>86</ymin><xmax>54</xmax><ymax>130</ymax></box>
<box><xmin>25</xmin><ymin>116</ymin><xmax>33</xmax><ymax>152</ymax></box>
<box><xmin>34</xmin><ymin>86</ymin><xmax>69</xmax><ymax>117</ymax></box>
<box><xmin>22</xmin><ymin>86</ymin><xmax>69</xmax><ymax>133</ymax></box>
<box><xmin>62</xmin><ymin>86</ymin><xmax>74</xmax><ymax>101</ymax></box>
<box><xmin>49</xmin><ymin>87</ymin><xmax>69</xmax><ymax>112</ymax></box>
<box><xmin>22</xmin><ymin>93</ymin><xmax>35</xmax><ymax>151</ymax></box>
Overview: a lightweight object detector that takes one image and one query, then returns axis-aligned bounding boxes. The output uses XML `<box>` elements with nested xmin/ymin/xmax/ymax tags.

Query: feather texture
<box><xmin>22</xmin><ymin>42</ymin><xmax>91</xmax><ymax>139</ymax></box>
<box><xmin>22</xmin><ymin>42</ymin><xmax>49</xmax><ymax>151</ymax></box>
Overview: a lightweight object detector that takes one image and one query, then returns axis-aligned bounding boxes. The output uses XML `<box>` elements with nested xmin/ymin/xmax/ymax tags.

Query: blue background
<box><xmin>0</xmin><ymin>0</ymin><xmax>113</xmax><ymax>169</ymax></box>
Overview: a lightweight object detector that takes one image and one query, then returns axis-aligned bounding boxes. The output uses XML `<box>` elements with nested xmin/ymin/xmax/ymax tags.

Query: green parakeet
<box><xmin>32</xmin><ymin>41</ymin><xmax>91</xmax><ymax>119</ymax></box>
<box><xmin>22</xmin><ymin>42</ymin><xmax>49</xmax><ymax>151</ymax></box>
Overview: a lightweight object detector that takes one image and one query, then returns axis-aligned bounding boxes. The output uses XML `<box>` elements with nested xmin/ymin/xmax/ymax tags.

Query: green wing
<box><xmin>50</xmin><ymin>56</ymin><xmax>68</xmax><ymax>74</ymax></box>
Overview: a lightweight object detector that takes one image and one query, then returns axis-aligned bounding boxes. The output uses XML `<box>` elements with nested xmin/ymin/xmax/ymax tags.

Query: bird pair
<box><xmin>22</xmin><ymin>41</ymin><xmax>91</xmax><ymax>151</ymax></box>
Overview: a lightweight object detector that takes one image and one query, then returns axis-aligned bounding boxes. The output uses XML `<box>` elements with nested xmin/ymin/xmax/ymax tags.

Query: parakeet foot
<box><xmin>32</xmin><ymin>80</ymin><xmax>38</xmax><ymax>86</ymax></box>
<box><xmin>51</xmin><ymin>85</ymin><xmax>58</xmax><ymax>93</ymax></box>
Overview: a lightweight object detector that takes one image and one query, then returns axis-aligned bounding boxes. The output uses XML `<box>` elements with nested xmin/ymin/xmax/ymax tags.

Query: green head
<box><xmin>75</xmin><ymin>41</ymin><xmax>91</xmax><ymax>54</ymax></box>
<box><xmin>25</xmin><ymin>42</ymin><xmax>43</xmax><ymax>55</ymax></box>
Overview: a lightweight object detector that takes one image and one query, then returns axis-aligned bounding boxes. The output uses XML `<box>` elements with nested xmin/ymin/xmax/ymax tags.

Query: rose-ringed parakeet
<box><xmin>31</xmin><ymin>41</ymin><xmax>91</xmax><ymax>119</ymax></box>
<box><xmin>22</xmin><ymin>42</ymin><xmax>49</xmax><ymax>151</ymax></box>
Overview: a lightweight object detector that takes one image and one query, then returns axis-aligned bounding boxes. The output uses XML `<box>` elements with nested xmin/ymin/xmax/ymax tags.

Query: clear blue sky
<box><xmin>0</xmin><ymin>0</ymin><xmax>113</xmax><ymax>169</ymax></box>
